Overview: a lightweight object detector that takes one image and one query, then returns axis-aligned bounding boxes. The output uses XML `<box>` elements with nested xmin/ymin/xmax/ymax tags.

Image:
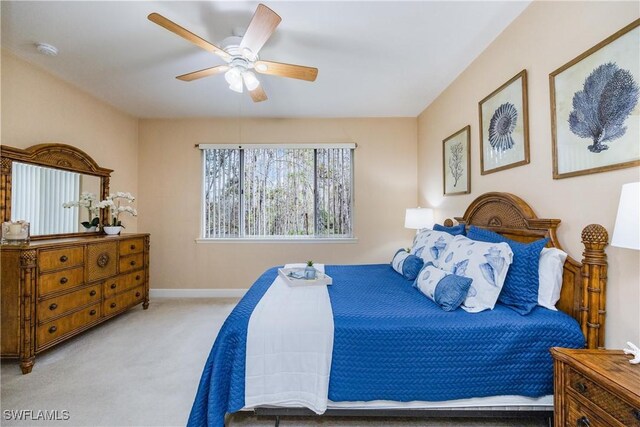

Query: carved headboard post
<box><xmin>580</xmin><ymin>224</ymin><xmax>608</xmax><ymax>350</ymax></box>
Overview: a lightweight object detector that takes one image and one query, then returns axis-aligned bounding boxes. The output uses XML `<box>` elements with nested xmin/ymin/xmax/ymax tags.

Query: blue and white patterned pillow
<box><xmin>391</xmin><ymin>249</ymin><xmax>424</xmax><ymax>280</ymax></box>
<box><xmin>414</xmin><ymin>265</ymin><xmax>472</xmax><ymax>311</ymax></box>
<box><xmin>438</xmin><ymin>235</ymin><xmax>513</xmax><ymax>313</ymax></box>
<box><xmin>410</xmin><ymin>230</ymin><xmax>454</xmax><ymax>267</ymax></box>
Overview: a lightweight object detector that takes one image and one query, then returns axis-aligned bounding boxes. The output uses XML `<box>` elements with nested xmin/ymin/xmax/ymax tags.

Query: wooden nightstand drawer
<box><xmin>37</xmin><ymin>303</ymin><xmax>100</xmax><ymax>349</ymax></box>
<box><xmin>119</xmin><ymin>253</ymin><xmax>143</xmax><ymax>274</ymax></box>
<box><xmin>39</xmin><ymin>247</ymin><xmax>83</xmax><ymax>272</ymax></box>
<box><xmin>567</xmin><ymin>395</ymin><xmax>613</xmax><ymax>427</ymax></box>
<box><xmin>568</xmin><ymin>367</ymin><xmax>640</xmax><ymax>426</ymax></box>
<box><xmin>39</xmin><ymin>266</ymin><xmax>84</xmax><ymax>297</ymax></box>
<box><xmin>37</xmin><ymin>284</ymin><xmax>102</xmax><ymax>323</ymax></box>
<box><xmin>119</xmin><ymin>238</ymin><xmax>144</xmax><ymax>256</ymax></box>
<box><xmin>552</xmin><ymin>348</ymin><xmax>640</xmax><ymax>427</ymax></box>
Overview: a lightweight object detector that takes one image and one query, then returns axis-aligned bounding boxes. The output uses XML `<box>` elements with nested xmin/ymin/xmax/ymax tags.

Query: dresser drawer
<box><xmin>37</xmin><ymin>303</ymin><xmax>100</xmax><ymax>349</ymax></box>
<box><xmin>119</xmin><ymin>253</ymin><xmax>143</xmax><ymax>274</ymax></box>
<box><xmin>87</xmin><ymin>242</ymin><xmax>117</xmax><ymax>282</ymax></box>
<box><xmin>39</xmin><ymin>247</ymin><xmax>83</xmax><ymax>272</ymax></box>
<box><xmin>568</xmin><ymin>367</ymin><xmax>640</xmax><ymax>426</ymax></box>
<box><xmin>103</xmin><ymin>285</ymin><xmax>144</xmax><ymax>316</ymax></box>
<box><xmin>37</xmin><ymin>284</ymin><xmax>102</xmax><ymax>323</ymax></box>
<box><xmin>39</xmin><ymin>266</ymin><xmax>84</xmax><ymax>297</ymax></box>
<box><xmin>119</xmin><ymin>238</ymin><xmax>144</xmax><ymax>256</ymax></box>
<box><xmin>567</xmin><ymin>394</ymin><xmax>620</xmax><ymax>427</ymax></box>
<box><xmin>103</xmin><ymin>271</ymin><xmax>145</xmax><ymax>298</ymax></box>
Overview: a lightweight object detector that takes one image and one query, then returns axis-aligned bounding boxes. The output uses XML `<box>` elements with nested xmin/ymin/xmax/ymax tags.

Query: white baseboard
<box><xmin>149</xmin><ymin>289</ymin><xmax>247</xmax><ymax>298</ymax></box>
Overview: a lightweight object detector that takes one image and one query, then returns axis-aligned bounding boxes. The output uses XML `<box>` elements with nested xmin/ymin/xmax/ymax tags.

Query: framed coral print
<box><xmin>550</xmin><ymin>19</ymin><xmax>640</xmax><ymax>179</ymax></box>
<box><xmin>443</xmin><ymin>125</ymin><xmax>471</xmax><ymax>196</ymax></box>
<box><xmin>479</xmin><ymin>70</ymin><xmax>530</xmax><ymax>175</ymax></box>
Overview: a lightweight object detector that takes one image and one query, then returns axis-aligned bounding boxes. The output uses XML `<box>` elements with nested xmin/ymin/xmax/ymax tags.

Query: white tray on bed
<box><xmin>278</xmin><ymin>268</ymin><xmax>333</xmax><ymax>287</ymax></box>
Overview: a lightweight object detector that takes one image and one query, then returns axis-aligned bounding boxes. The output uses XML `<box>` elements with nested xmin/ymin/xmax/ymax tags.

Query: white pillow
<box><xmin>537</xmin><ymin>247</ymin><xmax>568</xmax><ymax>310</ymax></box>
<box><xmin>410</xmin><ymin>229</ymin><xmax>454</xmax><ymax>266</ymax></box>
<box><xmin>438</xmin><ymin>235</ymin><xmax>513</xmax><ymax>313</ymax></box>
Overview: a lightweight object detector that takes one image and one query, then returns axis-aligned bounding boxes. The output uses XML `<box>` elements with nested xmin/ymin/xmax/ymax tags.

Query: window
<box><xmin>201</xmin><ymin>144</ymin><xmax>354</xmax><ymax>239</ymax></box>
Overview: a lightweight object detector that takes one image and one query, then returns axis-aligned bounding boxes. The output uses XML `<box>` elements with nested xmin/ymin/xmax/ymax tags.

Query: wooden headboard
<box><xmin>444</xmin><ymin>192</ymin><xmax>608</xmax><ymax>349</ymax></box>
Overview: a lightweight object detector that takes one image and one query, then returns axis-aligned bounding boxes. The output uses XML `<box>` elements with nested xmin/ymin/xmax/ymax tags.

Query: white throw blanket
<box><xmin>245</xmin><ymin>263</ymin><xmax>334</xmax><ymax>414</ymax></box>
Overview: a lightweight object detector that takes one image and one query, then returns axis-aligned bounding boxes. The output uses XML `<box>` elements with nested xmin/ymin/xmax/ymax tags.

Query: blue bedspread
<box><xmin>188</xmin><ymin>265</ymin><xmax>584</xmax><ymax>426</ymax></box>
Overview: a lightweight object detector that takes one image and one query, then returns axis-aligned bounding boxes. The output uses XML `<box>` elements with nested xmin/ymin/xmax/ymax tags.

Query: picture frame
<box><xmin>478</xmin><ymin>70</ymin><xmax>530</xmax><ymax>175</ymax></box>
<box><xmin>550</xmin><ymin>19</ymin><xmax>639</xmax><ymax>179</ymax></box>
<box><xmin>443</xmin><ymin>125</ymin><xmax>471</xmax><ymax>196</ymax></box>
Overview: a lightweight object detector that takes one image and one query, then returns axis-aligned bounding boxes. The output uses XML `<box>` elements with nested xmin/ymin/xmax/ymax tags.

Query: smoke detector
<box><xmin>35</xmin><ymin>43</ymin><xmax>58</xmax><ymax>56</ymax></box>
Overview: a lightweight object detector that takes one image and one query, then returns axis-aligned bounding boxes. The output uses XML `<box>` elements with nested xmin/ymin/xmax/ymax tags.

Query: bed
<box><xmin>187</xmin><ymin>192</ymin><xmax>609</xmax><ymax>426</ymax></box>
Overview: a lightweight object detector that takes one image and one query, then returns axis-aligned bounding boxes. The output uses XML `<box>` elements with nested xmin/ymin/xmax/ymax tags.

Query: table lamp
<box><xmin>405</xmin><ymin>208</ymin><xmax>435</xmax><ymax>232</ymax></box>
<box><xmin>611</xmin><ymin>182</ymin><xmax>640</xmax><ymax>364</ymax></box>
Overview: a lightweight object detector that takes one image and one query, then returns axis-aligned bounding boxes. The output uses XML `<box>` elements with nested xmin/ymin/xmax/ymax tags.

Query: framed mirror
<box><xmin>0</xmin><ymin>143</ymin><xmax>112</xmax><ymax>239</ymax></box>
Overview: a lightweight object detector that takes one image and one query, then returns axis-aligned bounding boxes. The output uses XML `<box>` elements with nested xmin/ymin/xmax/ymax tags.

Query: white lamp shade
<box><xmin>611</xmin><ymin>182</ymin><xmax>640</xmax><ymax>250</ymax></box>
<box><xmin>405</xmin><ymin>208</ymin><xmax>435</xmax><ymax>230</ymax></box>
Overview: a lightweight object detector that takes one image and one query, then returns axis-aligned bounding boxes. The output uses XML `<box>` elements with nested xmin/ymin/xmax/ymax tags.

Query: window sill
<box><xmin>195</xmin><ymin>237</ymin><xmax>358</xmax><ymax>244</ymax></box>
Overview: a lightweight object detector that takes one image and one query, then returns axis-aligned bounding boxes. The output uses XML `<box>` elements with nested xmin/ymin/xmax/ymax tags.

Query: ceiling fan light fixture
<box><xmin>229</xmin><ymin>78</ymin><xmax>244</xmax><ymax>94</ymax></box>
<box><xmin>242</xmin><ymin>71</ymin><xmax>260</xmax><ymax>91</ymax></box>
<box><xmin>224</xmin><ymin>67</ymin><xmax>242</xmax><ymax>86</ymax></box>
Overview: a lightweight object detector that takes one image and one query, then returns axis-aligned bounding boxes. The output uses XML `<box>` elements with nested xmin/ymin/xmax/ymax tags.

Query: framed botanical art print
<box><xmin>443</xmin><ymin>125</ymin><xmax>470</xmax><ymax>196</ymax></box>
<box><xmin>550</xmin><ymin>19</ymin><xmax>639</xmax><ymax>179</ymax></box>
<box><xmin>478</xmin><ymin>70</ymin><xmax>530</xmax><ymax>175</ymax></box>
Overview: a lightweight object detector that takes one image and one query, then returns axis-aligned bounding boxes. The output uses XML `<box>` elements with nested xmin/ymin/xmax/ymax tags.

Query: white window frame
<box><xmin>196</xmin><ymin>143</ymin><xmax>357</xmax><ymax>243</ymax></box>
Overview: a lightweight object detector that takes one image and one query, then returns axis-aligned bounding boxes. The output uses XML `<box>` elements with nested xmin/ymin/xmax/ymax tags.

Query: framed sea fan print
<box><xmin>443</xmin><ymin>125</ymin><xmax>471</xmax><ymax>195</ymax></box>
<box><xmin>550</xmin><ymin>19</ymin><xmax>639</xmax><ymax>179</ymax></box>
<box><xmin>478</xmin><ymin>70</ymin><xmax>530</xmax><ymax>175</ymax></box>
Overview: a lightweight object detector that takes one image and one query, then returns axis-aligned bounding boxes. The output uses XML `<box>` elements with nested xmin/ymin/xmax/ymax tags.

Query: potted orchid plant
<box><xmin>62</xmin><ymin>192</ymin><xmax>101</xmax><ymax>232</ymax></box>
<box><xmin>98</xmin><ymin>192</ymin><xmax>137</xmax><ymax>235</ymax></box>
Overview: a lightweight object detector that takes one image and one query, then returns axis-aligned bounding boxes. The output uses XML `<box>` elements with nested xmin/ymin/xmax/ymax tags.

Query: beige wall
<box><xmin>1</xmin><ymin>51</ymin><xmax>139</xmax><ymax>230</ymax></box>
<box><xmin>138</xmin><ymin>118</ymin><xmax>417</xmax><ymax>291</ymax></box>
<box><xmin>417</xmin><ymin>1</ymin><xmax>640</xmax><ymax>349</ymax></box>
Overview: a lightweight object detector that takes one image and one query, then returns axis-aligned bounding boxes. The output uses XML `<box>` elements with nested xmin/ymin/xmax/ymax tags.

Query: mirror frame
<box><xmin>0</xmin><ymin>143</ymin><xmax>113</xmax><ymax>240</ymax></box>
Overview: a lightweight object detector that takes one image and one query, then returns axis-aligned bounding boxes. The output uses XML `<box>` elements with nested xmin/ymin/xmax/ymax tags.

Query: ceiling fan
<box><xmin>148</xmin><ymin>4</ymin><xmax>318</xmax><ymax>103</ymax></box>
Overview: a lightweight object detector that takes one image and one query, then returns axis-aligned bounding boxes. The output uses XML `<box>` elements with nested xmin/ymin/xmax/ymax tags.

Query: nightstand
<box><xmin>551</xmin><ymin>347</ymin><xmax>640</xmax><ymax>426</ymax></box>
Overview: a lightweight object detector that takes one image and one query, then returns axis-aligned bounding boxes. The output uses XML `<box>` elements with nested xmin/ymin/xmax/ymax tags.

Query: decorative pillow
<box><xmin>410</xmin><ymin>229</ymin><xmax>454</xmax><ymax>266</ymax></box>
<box><xmin>391</xmin><ymin>249</ymin><xmax>424</xmax><ymax>280</ymax></box>
<box><xmin>414</xmin><ymin>265</ymin><xmax>472</xmax><ymax>311</ymax></box>
<box><xmin>434</xmin><ymin>223</ymin><xmax>466</xmax><ymax>236</ymax></box>
<box><xmin>466</xmin><ymin>226</ymin><xmax>549</xmax><ymax>315</ymax></box>
<box><xmin>438</xmin><ymin>235</ymin><xmax>513</xmax><ymax>313</ymax></box>
<box><xmin>538</xmin><ymin>247</ymin><xmax>568</xmax><ymax>310</ymax></box>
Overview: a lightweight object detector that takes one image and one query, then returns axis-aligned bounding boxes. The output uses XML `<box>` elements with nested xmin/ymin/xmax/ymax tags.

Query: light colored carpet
<box><xmin>1</xmin><ymin>299</ymin><xmax>546</xmax><ymax>427</ymax></box>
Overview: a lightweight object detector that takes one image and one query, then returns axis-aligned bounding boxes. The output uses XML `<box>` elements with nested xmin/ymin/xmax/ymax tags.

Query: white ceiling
<box><xmin>1</xmin><ymin>1</ymin><xmax>530</xmax><ymax>118</ymax></box>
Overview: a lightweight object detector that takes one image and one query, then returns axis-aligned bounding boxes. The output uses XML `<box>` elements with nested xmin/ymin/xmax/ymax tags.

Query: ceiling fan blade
<box><xmin>254</xmin><ymin>60</ymin><xmax>318</xmax><ymax>82</ymax></box>
<box><xmin>148</xmin><ymin>13</ymin><xmax>230</xmax><ymax>61</ymax></box>
<box><xmin>249</xmin><ymin>85</ymin><xmax>268</xmax><ymax>103</ymax></box>
<box><xmin>240</xmin><ymin>4</ymin><xmax>282</xmax><ymax>55</ymax></box>
<box><xmin>176</xmin><ymin>65</ymin><xmax>230</xmax><ymax>82</ymax></box>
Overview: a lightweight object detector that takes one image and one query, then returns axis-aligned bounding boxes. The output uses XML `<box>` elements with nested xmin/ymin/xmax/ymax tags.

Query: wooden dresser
<box><xmin>552</xmin><ymin>347</ymin><xmax>640</xmax><ymax>426</ymax></box>
<box><xmin>1</xmin><ymin>233</ymin><xmax>150</xmax><ymax>374</ymax></box>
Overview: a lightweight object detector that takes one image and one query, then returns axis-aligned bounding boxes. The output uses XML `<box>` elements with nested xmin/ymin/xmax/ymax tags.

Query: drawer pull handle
<box><xmin>136</xmin><ymin>292</ymin><xmax>141</xmax><ymax>297</ymax></box>
<box><xmin>59</xmin><ymin>277</ymin><xmax>68</xmax><ymax>284</ymax></box>
<box><xmin>130</xmin><ymin>245</ymin><xmax>136</xmax><ymax>250</ymax></box>
<box><xmin>130</xmin><ymin>260</ymin><xmax>136</xmax><ymax>266</ymax></box>
<box><xmin>110</xmin><ymin>283</ymin><xmax>117</xmax><ymax>289</ymax></box>
<box><xmin>89</xmin><ymin>290</ymin><xmax>97</xmax><ymax>297</ymax></box>
<box><xmin>110</xmin><ymin>302</ymin><xmax>117</xmax><ymax>308</ymax></box>
<box><xmin>89</xmin><ymin>309</ymin><xmax>97</xmax><ymax>316</ymax></box>
<box><xmin>633</xmin><ymin>409</ymin><xmax>640</xmax><ymax>421</ymax></box>
<box><xmin>576</xmin><ymin>416</ymin><xmax>590</xmax><ymax>427</ymax></box>
<box><xmin>49</xmin><ymin>303</ymin><xmax>58</xmax><ymax>311</ymax></box>
<box><xmin>48</xmin><ymin>326</ymin><xmax>57</xmax><ymax>334</ymax></box>
<box><xmin>136</xmin><ymin>275</ymin><xmax>141</xmax><ymax>281</ymax></box>
<box><xmin>575</xmin><ymin>382</ymin><xmax>587</xmax><ymax>393</ymax></box>
<box><xmin>59</xmin><ymin>255</ymin><xmax>68</xmax><ymax>262</ymax></box>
